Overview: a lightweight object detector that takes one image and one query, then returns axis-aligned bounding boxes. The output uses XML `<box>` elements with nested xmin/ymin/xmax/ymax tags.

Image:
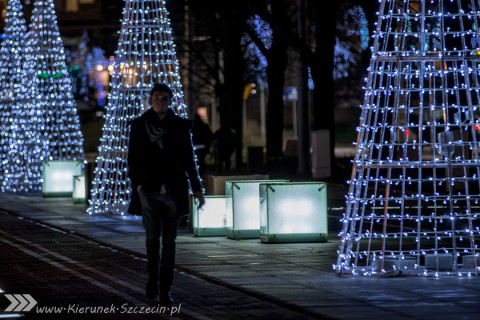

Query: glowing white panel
<box><xmin>226</xmin><ymin>180</ymin><xmax>289</xmax><ymax>239</ymax></box>
<box><xmin>73</xmin><ymin>175</ymin><xmax>86</xmax><ymax>204</ymax></box>
<box><xmin>42</xmin><ymin>160</ymin><xmax>82</xmax><ymax>197</ymax></box>
<box><xmin>192</xmin><ymin>195</ymin><xmax>227</xmax><ymax>236</ymax></box>
<box><xmin>259</xmin><ymin>182</ymin><xmax>328</xmax><ymax>243</ymax></box>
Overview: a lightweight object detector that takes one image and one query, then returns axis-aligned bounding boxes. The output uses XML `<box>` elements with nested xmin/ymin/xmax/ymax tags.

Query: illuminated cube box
<box><xmin>226</xmin><ymin>180</ymin><xmax>289</xmax><ymax>239</ymax></box>
<box><xmin>73</xmin><ymin>175</ymin><xmax>86</xmax><ymax>204</ymax></box>
<box><xmin>192</xmin><ymin>195</ymin><xmax>227</xmax><ymax>236</ymax></box>
<box><xmin>259</xmin><ymin>182</ymin><xmax>328</xmax><ymax>243</ymax></box>
<box><xmin>42</xmin><ymin>160</ymin><xmax>83</xmax><ymax>197</ymax></box>
<box><xmin>208</xmin><ymin>175</ymin><xmax>269</xmax><ymax>195</ymax></box>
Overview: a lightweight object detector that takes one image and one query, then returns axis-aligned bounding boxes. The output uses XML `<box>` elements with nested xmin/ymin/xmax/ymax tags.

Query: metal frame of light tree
<box><xmin>336</xmin><ymin>0</ymin><xmax>480</xmax><ymax>276</ymax></box>
<box><xmin>88</xmin><ymin>0</ymin><xmax>187</xmax><ymax>215</ymax></box>
<box><xmin>29</xmin><ymin>0</ymin><xmax>84</xmax><ymax>162</ymax></box>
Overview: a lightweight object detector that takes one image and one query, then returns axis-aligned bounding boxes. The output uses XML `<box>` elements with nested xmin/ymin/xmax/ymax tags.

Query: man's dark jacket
<box><xmin>128</xmin><ymin>108</ymin><xmax>202</xmax><ymax>214</ymax></box>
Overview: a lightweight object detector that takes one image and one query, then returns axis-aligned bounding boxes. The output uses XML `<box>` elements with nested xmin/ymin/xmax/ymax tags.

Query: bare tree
<box><xmin>176</xmin><ymin>0</ymin><xmax>251</xmax><ymax>168</ymax></box>
<box><xmin>246</xmin><ymin>0</ymin><xmax>290</xmax><ymax>165</ymax></box>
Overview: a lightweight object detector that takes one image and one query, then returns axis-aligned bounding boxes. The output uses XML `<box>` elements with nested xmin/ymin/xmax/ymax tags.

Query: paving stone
<box><xmin>0</xmin><ymin>209</ymin><xmax>321</xmax><ymax>320</ymax></box>
<box><xmin>1</xmin><ymin>188</ymin><xmax>480</xmax><ymax>319</ymax></box>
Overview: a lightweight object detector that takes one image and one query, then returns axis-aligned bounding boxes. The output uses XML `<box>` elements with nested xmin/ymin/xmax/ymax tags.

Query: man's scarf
<box><xmin>145</xmin><ymin>120</ymin><xmax>167</xmax><ymax>150</ymax></box>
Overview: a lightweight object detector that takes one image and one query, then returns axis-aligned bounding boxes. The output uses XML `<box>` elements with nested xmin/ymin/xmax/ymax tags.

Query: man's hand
<box><xmin>137</xmin><ymin>185</ymin><xmax>142</xmax><ymax>192</ymax></box>
<box><xmin>193</xmin><ymin>191</ymin><xmax>205</xmax><ymax>209</ymax></box>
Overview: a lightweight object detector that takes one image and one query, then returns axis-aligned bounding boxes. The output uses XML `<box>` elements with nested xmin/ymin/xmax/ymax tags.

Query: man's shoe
<box><xmin>159</xmin><ymin>291</ymin><xmax>174</xmax><ymax>306</ymax></box>
<box><xmin>146</xmin><ymin>276</ymin><xmax>159</xmax><ymax>299</ymax></box>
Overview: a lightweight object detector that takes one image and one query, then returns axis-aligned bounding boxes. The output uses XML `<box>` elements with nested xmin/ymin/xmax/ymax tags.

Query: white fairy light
<box><xmin>3</xmin><ymin>0</ymin><xmax>84</xmax><ymax>192</ymax></box>
<box><xmin>0</xmin><ymin>0</ymin><xmax>29</xmax><ymax>191</ymax></box>
<box><xmin>87</xmin><ymin>0</ymin><xmax>188</xmax><ymax>215</ymax></box>
<box><xmin>0</xmin><ymin>0</ymin><xmax>51</xmax><ymax>192</ymax></box>
<box><xmin>336</xmin><ymin>0</ymin><xmax>480</xmax><ymax>277</ymax></box>
<box><xmin>29</xmin><ymin>0</ymin><xmax>84</xmax><ymax>162</ymax></box>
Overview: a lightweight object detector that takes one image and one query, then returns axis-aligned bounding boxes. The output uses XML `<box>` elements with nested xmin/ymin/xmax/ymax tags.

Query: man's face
<box><xmin>150</xmin><ymin>91</ymin><xmax>171</xmax><ymax>119</ymax></box>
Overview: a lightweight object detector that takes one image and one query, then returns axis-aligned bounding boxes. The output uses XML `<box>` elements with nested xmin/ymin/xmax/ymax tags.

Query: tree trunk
<box><xmin>265</xmin><ymin>0</ymin><xmax>289</xmax><ymax>165</ymax></box>
<box><xmin>297</xmin><ymin>0</ymin><xmax>310</xmax><ymax>176</ymax></box>
<box><xmin>216</xmin><ymin>0</ymin><xmax>247</xmax><ymax>168</ymax></box>
<box><xmin>311</xmin><ymin>0</ymin><xmax>337</xmax><ymax>172</ymax></box>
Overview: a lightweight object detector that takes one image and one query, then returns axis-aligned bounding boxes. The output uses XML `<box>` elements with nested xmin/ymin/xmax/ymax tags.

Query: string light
<box><xmin>336</xmin><ymin>0</ymin><xmax>480</xmax><ymax>276</ymax></box>
<box><xmin>2</xmin><ymin>0</ymin><xmax>84</xmax><ymax>192</ymax></box>
<box><xmin>0</xmin><ymin>0</ymin><xmax>49</xmax><ymax>192</ymax></box>
<box><xmin>28</xmin><ymin>0</ymin><xmax>84</xmax><ymax>163</ymax></box>
<box><xmin>87</xmin><ymin>0</ymin><xmax>188</xmax><ymax>215</ymax></box>
<box><xmin>0</xmin><ymin>0</ymin><xmax>27</xmax><ymax>191</ymax></box>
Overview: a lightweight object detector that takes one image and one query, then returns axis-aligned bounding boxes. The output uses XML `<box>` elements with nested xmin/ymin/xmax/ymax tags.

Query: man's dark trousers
<box><xmin>138</xmin><ymin>189</ymin><xmax>180</xmax><ymax>292</ymax></box>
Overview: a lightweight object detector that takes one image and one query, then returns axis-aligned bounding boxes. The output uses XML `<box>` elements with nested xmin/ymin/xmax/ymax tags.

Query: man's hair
<box><xmin>151</xmin><ymin>83</ymin><xmax>173</xmax><ymax>99</ymax></box>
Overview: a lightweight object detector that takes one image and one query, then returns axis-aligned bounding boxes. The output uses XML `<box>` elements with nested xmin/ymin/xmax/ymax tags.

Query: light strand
<box><xmin>336</xmin><ymin>0</ymin><xmax>480</xmax><ymax>277</ymax></box>
<box><xmin>87</xmin><ymin>0</ymin><xmax>188</xmax><ymax>215</ymax></box>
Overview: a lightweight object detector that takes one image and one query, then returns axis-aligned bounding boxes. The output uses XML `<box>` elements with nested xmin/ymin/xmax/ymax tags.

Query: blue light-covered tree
<box><xmin>29</xmin><ymin>0</ymin><xmax>84</xmax><ymax>161</ymax></box>
<box><xmin>336</xmin><ymin>0</ymin><xmax>480</xmax><ymax>277</ymax></box>
<box><xmin>0</xmin><ymin>0</ymin><xmax>27</xmax><ymax>190</ymax></box>
<box><xmin>334</xmin><ymin>5</ymin><xmax>369</xmax><ymax>80</ymax></box>
<box><xmin>86</xmin><ymin>46</ymin><xmax>112</xmax><ymax>108</ymax></box>
<box><xmin>0</xmin><ymin>0</ymin><xmax>48</xmax><ymax>192</ymax></box>
<box><xmin>88</xmin><ymin>0</ymin><xmax>187</xmax><ymax>215</ymax></box>
<box><xmin>243</xmin><ymin>15</ymin><xmax>270</xmax><ymax>82</ymax></box>
<box><xmin>4</xmin><ymin>30</ymin><xmax>49</xmax><ymax>192</ymax></box>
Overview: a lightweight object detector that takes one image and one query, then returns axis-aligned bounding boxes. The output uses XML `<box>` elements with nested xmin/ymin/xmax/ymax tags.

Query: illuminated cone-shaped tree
<box><xmin>336</xmin><ymin>0</ymin><xmax>480</xmax><ymax>276</ymax></box>
<box><xmin>4</xmin><ymin>30</ymin><xmax>49</xmax><ymax>192</ymax></box>
<box><xmin>0</xmin><ymin>0</ymin><xmax>31</xmax><ymax>191</ymax></box>
<box><xmin>88</xmin><ymin>0</ymin><xmax>187</xmax><ymax>215</ymax></box>
<box><xmin>29</xmin><ymin>0</ymin><xmax>84</xmax><ymax>161</ymax></box>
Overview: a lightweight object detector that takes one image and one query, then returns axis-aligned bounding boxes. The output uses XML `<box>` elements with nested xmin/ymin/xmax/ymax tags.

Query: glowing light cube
<box><xmin>192</xmin><ymin>196</ymin><xmax>227</xmax><ymax>236</ymax></box>
<box><xmin>73</xmin><ymin>175</ymin><xmax>86</xmax><ymax>204</ymax></box>
<box><xmin>42</xmin><ymin>160</ymin><xmax>83</xmax><ymax>197</ymax></box>
<box><xmin>259</xmin><ymin>182</ymin><xmax>328</xmax><ymax>243</ymax></box>
<box><xmin>207</xmin><ymin>175</ymin><xmax>269</xmax><ymax>195</ymax></box>
<box><xmin>226</xmin><ymin>180</ymin><xmax>288</xmax><ymax>239</ymax></box>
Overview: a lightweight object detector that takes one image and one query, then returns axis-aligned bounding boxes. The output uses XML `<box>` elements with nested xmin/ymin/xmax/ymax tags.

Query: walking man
<box><xmin>128</xmin><ymin>83</ymin><xmax>205</xmax><ymax>305</ymax></box>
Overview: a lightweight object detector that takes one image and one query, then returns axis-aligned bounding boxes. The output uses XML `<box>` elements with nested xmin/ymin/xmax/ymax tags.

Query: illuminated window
<box><xmin>65</xmin><ymin>0</ymin><xmax>78</xmax><ymax>12</ymax></box>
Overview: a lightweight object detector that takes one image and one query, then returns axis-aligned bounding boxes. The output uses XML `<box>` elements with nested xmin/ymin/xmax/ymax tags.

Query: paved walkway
<box><xmin>0</xmin><ymin>210</ymin><xmax>320</xmax><ymax>320</ymax></box>
<box><xmin>1</xmin><ymin>183</ymin><xmax>480</xmax><ymax>319</ymax></box>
